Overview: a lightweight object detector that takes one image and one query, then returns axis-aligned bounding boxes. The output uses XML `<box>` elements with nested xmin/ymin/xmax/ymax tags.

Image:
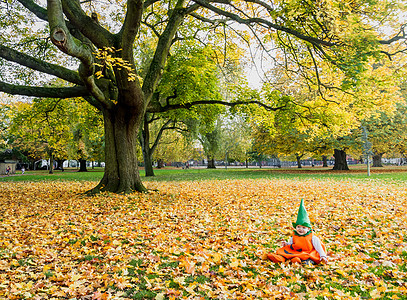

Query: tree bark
<box><xmin>49</xmin><ymin>152</ymin><xmax>54</xmax><ymax>174</ymax></box>
<box><xmin>89</xmin><ymin>107</ymin><xmax>147</xmax><ymax>194</ymax></box>
<box><xmin>141</xmin><ymin>117</ymin><xmax>155</xmax><ymax>177</ymax></box>
<box><xmin>56</xmin><ymin>159</ymin><xmax>65</xmax><ymax>171</ymax></box>
<box><xmin>143</xmin><ymin>149</ymin><xmax>155</xmax><ymax>176</ymax></box>
<box><xmin>373</xmin><ymin>153</ymin><xmax>383</xmax><ymax>167</ymax></box>
<box><xmin>207</xmin><ymin>156</ymin><xmax>216</xmax><ymax>168</ymax></box>
<box><xmin>78</xmin><ymin>159</ymin><xmax>88</xmax><ymax>172</ymax></box>
<box><xmin>157</xmin><ymin>159</ymin><xmax>164</xmax><ymax>168</ymax></box>
<box><xmin>296</xmin><ymin>155</ymin><xmax>302</xmax><ymax>168</ymax></box>
<box><xmin>333</xmin><ymin>149</ymin><xmax>349</xmax><ymax>170</ymax></box>
<box><xmin>322</xmin><ymin>155</ymin><xmax>328</xmax><ymax>167</ymax></box>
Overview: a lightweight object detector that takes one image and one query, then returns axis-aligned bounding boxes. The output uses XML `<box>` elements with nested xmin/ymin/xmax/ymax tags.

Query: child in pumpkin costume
<box><xmin>267</xmin><ymin>199</ymin><xmax>328</xmax><ymax>265</ymax></box>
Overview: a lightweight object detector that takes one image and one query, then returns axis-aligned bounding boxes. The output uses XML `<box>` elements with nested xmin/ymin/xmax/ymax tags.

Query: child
<box><xmin>267</xmin><ymin>199</ymin><xmax>328</xmax><ymax>265</ymax></box>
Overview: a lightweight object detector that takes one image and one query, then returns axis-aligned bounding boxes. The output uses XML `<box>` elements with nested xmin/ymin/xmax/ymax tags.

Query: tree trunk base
<box><xmin>373</xmin><ymin>154</ymin><xmax>383</xmax><ymax>167</ymax></box>
<box><xmin>87</xmin><ymin>174</ymin><xmax>148</xmax><ymax>194</ymax></box>
<box><xmin>333</xmin><ymin>149</ymin><xmax>349</xmax><ymax>170</ymax></box>
<box><xmin>207</xmin><ymin>158</ymin><xmax>216</xmax><ymax>169</ymax></box>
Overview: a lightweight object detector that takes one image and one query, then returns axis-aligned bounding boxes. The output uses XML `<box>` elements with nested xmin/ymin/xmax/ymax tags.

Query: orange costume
<box><xmin>267</xmin><ymin>199</ymin><xmax>327</xmax><ymax>265</ymax></box>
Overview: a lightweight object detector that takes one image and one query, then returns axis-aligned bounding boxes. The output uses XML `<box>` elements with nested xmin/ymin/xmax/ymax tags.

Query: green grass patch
<box><xmin>2</xmin><ymin>165</ymin><xmax>407</xmax><ymax>184</ymax></box>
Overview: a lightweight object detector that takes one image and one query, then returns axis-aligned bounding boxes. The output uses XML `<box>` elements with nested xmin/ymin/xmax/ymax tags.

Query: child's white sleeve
<box><xmin>311</xmin><ymin>236</ymin><xmax>327</xmax><ymax>258</ymax></box>
<box><xmin>287</xmin><ymin>237</ymin><xmax>293</xmax><ymax>245</ymax></box>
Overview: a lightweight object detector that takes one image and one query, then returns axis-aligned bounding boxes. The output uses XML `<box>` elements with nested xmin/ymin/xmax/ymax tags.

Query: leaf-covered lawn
<box><xmin>0</xmin><ymin>179</ymin><xmax>406</xmax><ymax>299</ymax></box>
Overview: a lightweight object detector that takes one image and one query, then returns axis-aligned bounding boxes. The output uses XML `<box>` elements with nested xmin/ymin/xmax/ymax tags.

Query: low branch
<box><xmin>0</xmin><ymin>45</ymin><xmax>83</xmax><ymax>85</ymax></box>
<box><xmin>147</xmin><ymin>99</ymin><xmax>286</xmax><ymax>113</ymax></box>
<box><xmin>0</xmin><ymin>81</ymin><xmax>89</xmax><ymax>98</ymax></box>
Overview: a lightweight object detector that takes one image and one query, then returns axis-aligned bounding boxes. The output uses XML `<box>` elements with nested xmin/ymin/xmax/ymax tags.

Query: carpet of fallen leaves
<box><xmin>1</xmin><ymin>178</ymin><xmax>407</xmax><ymax>300</ymax></box>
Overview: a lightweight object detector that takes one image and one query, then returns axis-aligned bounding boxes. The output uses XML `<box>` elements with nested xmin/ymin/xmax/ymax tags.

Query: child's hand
<box><xmin>281</xmin><ymin>241</ymin><xmax>288</xmax><ymax>247</ymax></box>
<box><xmin>321</xmin><ymin>257</ymin><xmax>328</xmax><ymax>264</ymax></box>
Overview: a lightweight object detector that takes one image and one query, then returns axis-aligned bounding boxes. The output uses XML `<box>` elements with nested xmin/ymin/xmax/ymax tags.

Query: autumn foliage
<box><xmin>1</xmin><ymin>178</ymin><xmax>406</xmax><ymax>299</ymax></box>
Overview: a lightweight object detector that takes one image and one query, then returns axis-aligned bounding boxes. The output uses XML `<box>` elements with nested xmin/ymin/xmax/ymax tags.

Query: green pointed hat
<box><xmin>292</xmin><ymin>199</ymin><xmax>312</xmax><ymax>229</ymax></box>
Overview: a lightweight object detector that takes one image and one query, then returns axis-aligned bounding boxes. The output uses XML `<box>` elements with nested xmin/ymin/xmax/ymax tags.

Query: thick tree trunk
<box><xmin>322</xmin><ymin>155</ymin><xmax>328</xmax><ymax>167</ymax></box>
<box><xmin>296</xmin><ymin>155</ymin><xmax>302</xmax><ymax>168</ymax></box>
<box><xmin>90</xmin><ymin>107</ymin><xmax>147</xmax><ymax>194</ymax></box>
<box><xmin>79</xmin><ymin>159</ymin><xmax>88</xmax><ymax>172</ymax></box>
<box><xmin>207</xmin><ymin>156</ymin><xmax>216</xmax><ymax>169</ymax></box>
<box><xmin>373</xmin><ymin>153</ymin><xmax>383</xmax><ymax>167</ymax></box>
<box><xmin>333</xmin><ymin>149</ymin><xmax>349</xmax><ymax>170</ymax></box>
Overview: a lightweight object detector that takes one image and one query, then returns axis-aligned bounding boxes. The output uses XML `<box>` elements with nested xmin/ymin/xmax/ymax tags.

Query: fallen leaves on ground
<box><xmin>0</xmin><ymin>178</ymin><xmax>406</xmax><ymax>299</ymax></box>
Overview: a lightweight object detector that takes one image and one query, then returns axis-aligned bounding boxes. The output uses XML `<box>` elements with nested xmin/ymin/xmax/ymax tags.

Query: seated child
<box><xmin>267</xmin><ymin>199</ymin><xmax>328</xmax><ymax>265</ymax></box>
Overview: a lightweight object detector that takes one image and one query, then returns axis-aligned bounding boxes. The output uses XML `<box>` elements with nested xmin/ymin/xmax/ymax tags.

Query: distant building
<box><xmin>0</xmin><ymin>160</ymin><xmax>17</xmax><ymax>175</ymax></box>
<box><xmin>0</xmin><ymin>149</ymin><xmax>26</xmax><ymax>175</ymax></box>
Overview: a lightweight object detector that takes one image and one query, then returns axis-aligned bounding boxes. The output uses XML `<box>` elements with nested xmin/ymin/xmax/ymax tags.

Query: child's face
<box><xmin>295</xmin><ymin>225</ymin><xmax>310</xmax><ymax>235</ymax></box>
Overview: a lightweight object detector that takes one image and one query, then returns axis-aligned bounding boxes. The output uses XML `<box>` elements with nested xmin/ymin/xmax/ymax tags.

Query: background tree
<box><xmin>197</xmin><ymin>118</ymin><xmax>223</xmax><ymax>169</ymax></box>
<box><xmin>355</xmin><ymin>99</ymin><xmax>407</xmax><ymax>167</ymax></box>
<box><xmin>151</xmin><ymin>127</ymin><xmax>196</xmax><ymax>167</ymax></box>
<box><xmin>140</xmin><ymin>44</ymin><xmax>225</xmax><ymax>176</ymax></box>
<box><xmin>0</xmin><ymin>98</ymin><xmax>11</xmax><ymax>149</ymax></box>
<box><xmin>8</xmin><ymin>98</ymin><xmax>72</xmax><ymax>173</ymax></box>
<box><xmin>68</xmin><ymin>98</ymin><xmax>104</xmax><ymax>172</ymax></box>
<box><xmin>218</xmin><ymin>114</ymin><xmax>252</xmax><ymax>168</ymax></box>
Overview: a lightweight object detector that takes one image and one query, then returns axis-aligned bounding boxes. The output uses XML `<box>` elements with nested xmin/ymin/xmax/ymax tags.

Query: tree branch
<box><xmin>147</xmin><ymin>99</ymin><xmax>286</xmax><ymax>113</ymax></box>
<box><xmin>191</xmin><ymin>0</ymin><xmax>336</xmax><ymax>47</ymax></box>
<box><xmin>60</xmin><ymin>0</ymin><xmax>115</xmax><ymax>49</ymax></box>
<box><xmin>0</xmin><ymin>81</ymin><xmax>89</xmax><ymax>98</ymax></box>
<box><xmin>0</xmin><ymin>45</ymin><xmax>83</xmax><ymax>85</ymax></box>
<box><xmin>142</xmin><ymin>0</ymin><xmax>187</xmax><ymax>106</ymax></box>
<box><xmin>17</xmin><ymin>0</ymin><xmax>92</xmax><ymax>45</ymax></box>
<box><xmin>143</xmin><ymin>0</ymin><xmax>160</xmax><ymax>10</ymax></box>
<box><xmin>150</xmin><ymin>119</ymin><xmax>172</xmax><ymax>154</ymax></box>
<box><xmin>118</xmin><ymin>0</ymin><xmax>143</xmax><ymax>63</ymax></box>
<box><xmin>47</xmin><ymin>0</ymin><xmax>113</xmax><ymax>109</ymax></box>
<box><xmin>17</xmin><ymin>0</ymin><xmax>48</xmax><ymax>21</ymax></box>
<box><xmin>245</xmin><ymin>0</ymin><xmax>274</xmax><ymax>13</ymax></box>
<box><xmin>378</xmin><ymin>25</ymin><xmax>406</xmax><ymax>45</ymax></box>
<box><xmin>190</xmin><ymin>12</ymin><xmax>228</xmax><ymax>24</ymax></box>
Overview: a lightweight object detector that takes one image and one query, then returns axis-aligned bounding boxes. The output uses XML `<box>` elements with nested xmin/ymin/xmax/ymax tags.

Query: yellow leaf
<box><xmin>213</xmin><ymin>253</ymin><xmax>222</xmax><ymax>264</ymax></box>
<box><xmin>230</xmin><ymin>258</ymin><xmax>240</xmax><ymax>269</ymax></box>
<box><xmin>370</xmin><ymin>289</ymin><xmax>381</xmax><ymax>299</ymax></box>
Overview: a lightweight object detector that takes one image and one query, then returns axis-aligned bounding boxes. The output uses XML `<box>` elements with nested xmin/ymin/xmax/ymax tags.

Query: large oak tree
<box><xmin>0</xmin><ymin>0</ymin><xmax>405</xmax><ymax>193</ymax></box>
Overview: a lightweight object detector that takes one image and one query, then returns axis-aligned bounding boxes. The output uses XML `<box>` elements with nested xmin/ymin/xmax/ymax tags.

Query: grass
<box><xmin>1</xmin><ymin>165</ymin><xmax>407</xmax><ymax>183</ymax></box>
<box><xmin>0</xmin><ymin>168</ymin><xmax>105</xmax><ymax>182</ymax></box>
